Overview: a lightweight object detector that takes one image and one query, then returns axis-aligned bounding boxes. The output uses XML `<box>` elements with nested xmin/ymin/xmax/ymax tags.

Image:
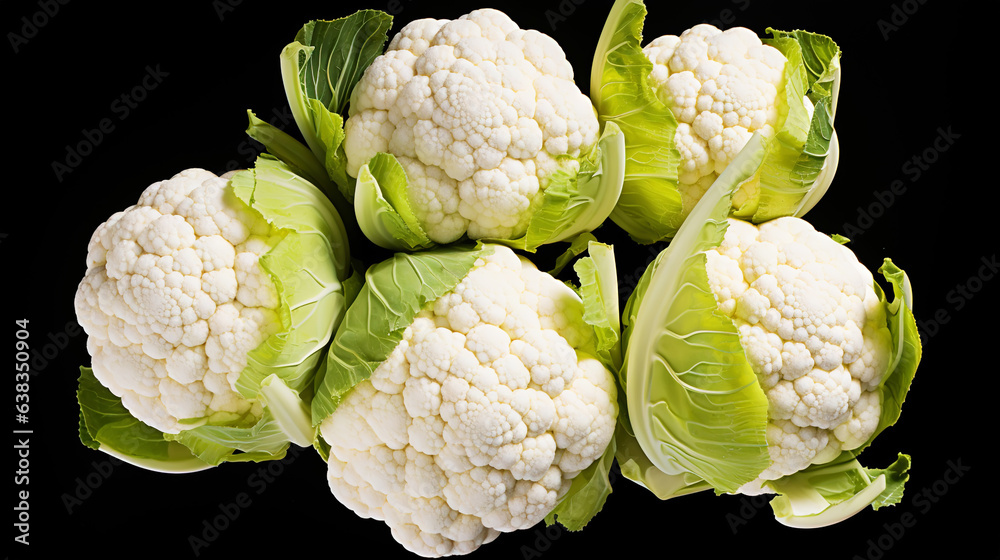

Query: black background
<box><xmin>5</xmin><ymin>0</ymin><xmax>992</xmax><ymax>558</ymax></box>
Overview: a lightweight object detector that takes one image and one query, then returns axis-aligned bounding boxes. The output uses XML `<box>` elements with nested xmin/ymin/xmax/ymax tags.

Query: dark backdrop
<box><xmin>5</xmin><ymin>0</ymin><xmax>990</xmax><ymax>558</ymax></box>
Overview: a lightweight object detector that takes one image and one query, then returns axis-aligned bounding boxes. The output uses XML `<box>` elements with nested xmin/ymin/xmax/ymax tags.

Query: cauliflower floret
<box><xmin>705</xmin><ymin>217</ymin><xmax>891</xmax><ymax>484</ymax></box>
<box><xmin>344</xmin><ymin>9</ymin><xmax>600</xmax><ymax>243</ymax></box>
<box><xmin>319</xmin><ymin>246</ymin><xmax>617</xmax><ymax>557</ymax></box>
<box><xmin>643</xmin><ymin>24</ymin><xmax>791</xmax><ymax>213</ymax></box>
<box><xmin>74</xmin><ymin>169</ymin><xmax>282</xmax><ymax>433</ymax></box>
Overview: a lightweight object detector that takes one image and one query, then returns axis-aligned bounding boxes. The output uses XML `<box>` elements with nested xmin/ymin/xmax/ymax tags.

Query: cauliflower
<box><xmin>591</xmin><ymin>0</ymin><xmax>841</xmax><ymax>243</ymax></box>
<box><xmin>643</xmin><ymin>24</ymin><xmax>789</xmax><ymax>213</ymax></box>
<box><xmin>313</xmin><ymin>244</ymin><xmax>619</xmax><ymax>557</ymax></box>
<box><xmin>705</xmin><ymin>217</ymin><xmax>891</xmax><ymax>486</ymax></box>
<box><xmin>76</xmin><ymin>168</ymin><xmax>281</xmax><ymax>434</ymax></box>
<box><xmin>618</xmin><ymin>133</ymin><xmax>919</xmax><ymax>527</ymax></box>
<box><xmin>74</xmin><ymin>158</ymin><xmax>353</xmax><ymax>470</ymax></box>
<box><xmin>343</xmin><ymin>9</ymin><xmax>601</xmax><ymax>243</ymax></box>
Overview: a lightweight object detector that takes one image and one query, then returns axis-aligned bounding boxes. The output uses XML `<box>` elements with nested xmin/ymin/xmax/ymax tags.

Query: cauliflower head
<box><xmin>344</xmin><ymin>9</ymin><xmax>600</xmax><ymax>243</ymax></box>
<box><xmin>705</xmin><ymin>217</ymin><xmax>891</xmax><ymax>487</ymax></box>
<box><xmin>617</xmin><ymin>133</ymin><xmax>917</xmax><ymax>524</ymax></box>
<box><xmin>644</xmin><ymin>24</ymin><xmax>792</xmax><ymax>213</ymax></box>
<box><xmin>317</xmin><ymin>245</ymin><xmax>617</xmax><ymax>557</ymax></box>
<box><xmin>74</xmin><ymin>169</ymin><xmax>282</xmax><ymax>434</ymax></box>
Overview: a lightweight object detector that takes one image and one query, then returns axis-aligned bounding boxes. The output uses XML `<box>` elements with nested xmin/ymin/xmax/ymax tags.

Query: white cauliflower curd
<box><xmin>643</xmin><ymin>24</ymin><xmax>792</xmax><ymax>213</ymax></box>
<box><xmin>344</xmin><ymin>9</ymin><xmax>600</xmax><ymax>243</ymax></box>
<box><xmin>705</xmin><ymin>217</ymin><xmax>891</xmax><ymax>487</ymax></box>
<box><xmin>75</xmin><ymin>169</ymin><xmax>282</xmax><ymax>434</ymax></box>
<box><xmin>317</xmin><ymin>245</ymin><xmax>617</xmax><ymax>557</ymax></box>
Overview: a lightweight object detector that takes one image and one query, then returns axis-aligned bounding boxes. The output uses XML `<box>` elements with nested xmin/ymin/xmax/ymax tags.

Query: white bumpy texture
<box><xmin>705</xmin><ymin>218</ymin><xmax>891</xmax><ymax>489</ymax></box>
<box><xmin>643</xmin><ymin>24</ymin><xmax>793</xmax><ymax>213</ymax></box>
<box><xmin>344</xmin><ymin>9</ymin><xmax>600</xmax><ymax>243</ymax></box>
<box><xmin>319</xmin><ymin>246</ymin><xmax>617</xmax><ymax>557</ymax></box>
<box><xmin>74</xmin><ymin>169</ymin><xmax>282</xmax><ymax>434</ymax></box>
